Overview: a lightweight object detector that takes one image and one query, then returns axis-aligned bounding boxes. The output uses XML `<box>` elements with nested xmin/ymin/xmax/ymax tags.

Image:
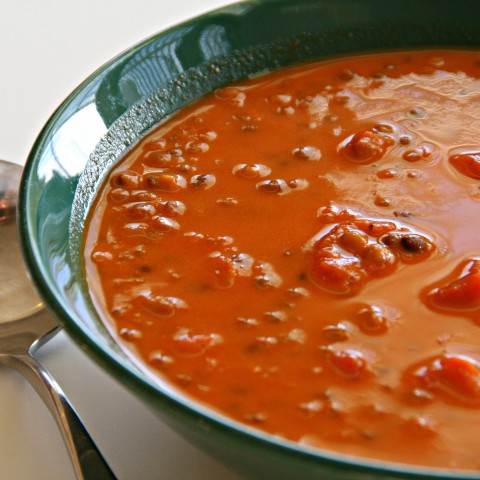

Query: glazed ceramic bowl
<box><xmin>19</xmin><ymin>1</ymin><xmax>480</xmax><ymax>479</ymax></box>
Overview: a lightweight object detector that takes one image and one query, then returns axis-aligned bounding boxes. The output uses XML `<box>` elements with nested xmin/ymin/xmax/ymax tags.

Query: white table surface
<box><xmin>0</xmin><ymin>1</ymin><xmax>246</xmax><ymax>479</ymax></box>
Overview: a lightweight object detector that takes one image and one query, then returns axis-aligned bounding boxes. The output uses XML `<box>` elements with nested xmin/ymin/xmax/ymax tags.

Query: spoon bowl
<box><xmin>0</xmin><ymin>160</ymin><xmax>42</xmax><ymax>323</ymax></box>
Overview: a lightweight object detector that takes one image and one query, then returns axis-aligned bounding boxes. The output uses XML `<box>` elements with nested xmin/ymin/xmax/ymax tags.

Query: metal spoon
<box><xmin>0</xmin><ymin>159</ymin><xmax>116</xmax><ymax>479</ymax></box>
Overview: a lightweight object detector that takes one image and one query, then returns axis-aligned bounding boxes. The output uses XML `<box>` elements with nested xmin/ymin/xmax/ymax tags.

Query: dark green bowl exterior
<box><xmin>19</xmin><ymin>1</ymin><xmax>480</xmax><ymax>479</ymax></box>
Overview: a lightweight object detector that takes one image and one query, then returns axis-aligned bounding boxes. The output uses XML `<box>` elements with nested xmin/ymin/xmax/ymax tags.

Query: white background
<box><xmin>0</xmin><ymin>1</ymin><xmax>247</xmax><ymax>479</ymax></box>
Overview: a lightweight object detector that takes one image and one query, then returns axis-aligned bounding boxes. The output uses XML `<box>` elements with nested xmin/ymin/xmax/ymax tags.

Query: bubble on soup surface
<box><xmin>132</xmin><ymin>288</ymin><xmax>188</xmax><ymax>317</ymax></box>
<box><xmin>144</xmin><ymin>173</ymin><xmax>187</xmax><ymax>192</ymax></box>
<box><xmin>256</xmin><ymin>179</ymin><xmax>290</xmax><ymax>194</ymax></box>
<box><xmin>151</xmin><ymin>215</ymin><xmax>181</xmax><ymax>232</ymax></box>
<box><xmin>111</xmin><ymin>170</ymin><xmax>141</xmax><ymax>189</ymax></box>
<box><xmin>233</xmin><ymin>163</ymin><xmax>271</xmax><ymax>179</ymax></box>
<box><xmin>190</xmin><ymin>173</ymin><xmax>216</xmax><ymax>189</ymax></box>
<box><xmin>292</xmin><ymin>145</ymin><xmax>322</xmax><ymax>161</ymax></box>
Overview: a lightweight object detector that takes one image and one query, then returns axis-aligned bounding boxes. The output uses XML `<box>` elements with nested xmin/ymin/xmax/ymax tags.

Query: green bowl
<box><xmin>18</xmin><ymin>1</ymin><xmax>480</xmax><ymax>478</ymax></box>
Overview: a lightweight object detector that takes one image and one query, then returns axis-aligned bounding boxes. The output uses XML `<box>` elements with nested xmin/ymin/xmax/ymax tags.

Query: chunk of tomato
<box><xmin>429</xmin><ymin>271</ymin><xmax>480</xmax><ymax>311</ymax></box>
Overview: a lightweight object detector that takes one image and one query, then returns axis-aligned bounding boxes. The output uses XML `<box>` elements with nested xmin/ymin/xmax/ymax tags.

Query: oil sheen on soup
<box><xmin>84</xmin><ymin>50</ymin><xmax>480</xmax><ymax>470</ymax></box>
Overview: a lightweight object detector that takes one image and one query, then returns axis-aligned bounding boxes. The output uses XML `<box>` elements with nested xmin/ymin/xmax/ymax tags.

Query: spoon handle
<box><xmin>1</xmin><ymin>353</ymin><xmax>117</xmax><ymax>480</ymax></box>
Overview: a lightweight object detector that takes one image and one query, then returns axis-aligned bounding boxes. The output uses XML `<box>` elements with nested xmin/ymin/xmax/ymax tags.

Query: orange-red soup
<box><xmin>85</xmin><ymin>50</ymin><xmax>480</xmax><ymax>470</ymax></box>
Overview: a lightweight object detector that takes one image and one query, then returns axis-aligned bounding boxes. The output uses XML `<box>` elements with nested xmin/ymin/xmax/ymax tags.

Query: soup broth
<box><xmin>84</xmin><ymin>50</ymin><xmax>480</xmax><ymax>470</ymax></box>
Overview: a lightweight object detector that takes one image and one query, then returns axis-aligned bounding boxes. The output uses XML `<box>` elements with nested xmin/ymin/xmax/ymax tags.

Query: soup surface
<box><xmin>85</xmin><ymin>50</ymin><xmax>480</xmax><ymax>470</ymax></box>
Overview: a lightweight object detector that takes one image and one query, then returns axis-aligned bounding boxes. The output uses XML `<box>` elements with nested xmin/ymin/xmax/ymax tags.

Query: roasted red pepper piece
<box><xmin>428</xmin><ymin>259</ymin><xmax>480</xmax><ymax>311</ymax></box>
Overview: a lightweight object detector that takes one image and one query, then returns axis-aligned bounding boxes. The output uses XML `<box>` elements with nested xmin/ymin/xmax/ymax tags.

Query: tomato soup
<box><xmin>84</xmin><ymin>50</ymin><xmax>480</xmax><ymax>470</ymax></box>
